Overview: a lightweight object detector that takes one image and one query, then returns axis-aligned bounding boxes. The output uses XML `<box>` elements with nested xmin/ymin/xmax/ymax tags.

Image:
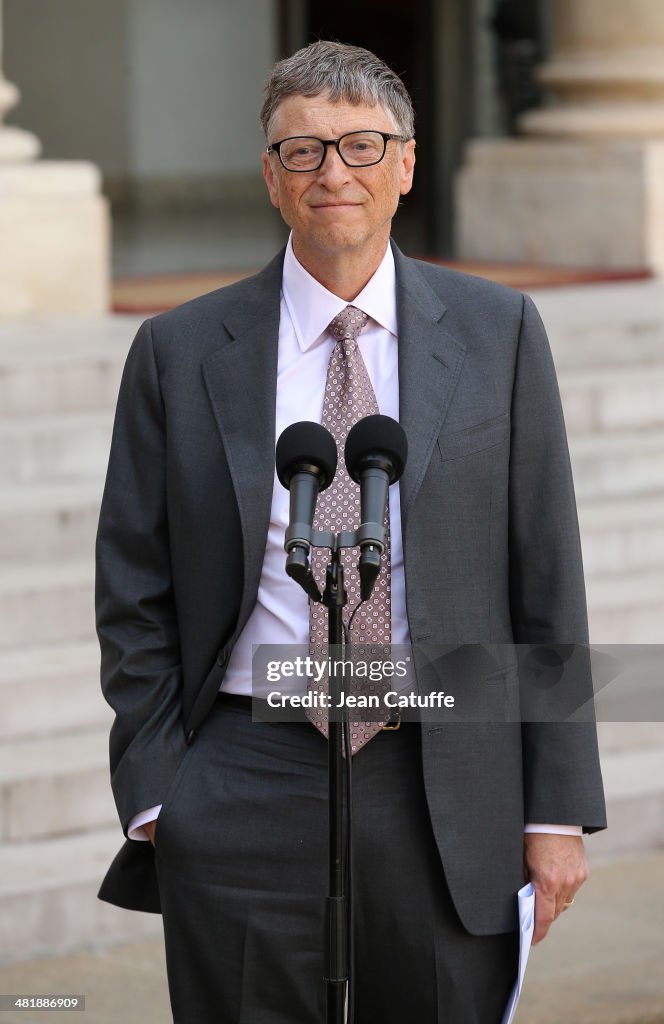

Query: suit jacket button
<box><xmin>186</xmin><ymin>729</ymin><xmax>196</xmax><ymax>745</ymax></box>
<box><xmin>217</xmin><ymin>649</ymin><xmax>228</xmax><ymax>667</ymax></box>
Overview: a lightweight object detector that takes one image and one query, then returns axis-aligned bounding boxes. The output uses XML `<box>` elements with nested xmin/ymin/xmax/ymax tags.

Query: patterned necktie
<box><xmin>307</xmin><ymin>305</ymin><xmax>391</xmax><ymax>754</ymax></box>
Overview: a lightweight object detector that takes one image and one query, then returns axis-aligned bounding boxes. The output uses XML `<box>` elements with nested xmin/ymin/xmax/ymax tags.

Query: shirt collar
<box><xmin>282</xmin><ymin>233</ymin><xmax>398</xmax><ymax>353</ymax></box>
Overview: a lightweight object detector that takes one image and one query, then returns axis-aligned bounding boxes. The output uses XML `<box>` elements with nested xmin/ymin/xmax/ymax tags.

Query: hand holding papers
<box><xmin>502</xmin><ymin>882</ymin><xmax>535</xmax><ymax>1024</ymax></box>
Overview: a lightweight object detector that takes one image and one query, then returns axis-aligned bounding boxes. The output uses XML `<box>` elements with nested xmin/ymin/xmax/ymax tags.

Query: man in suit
<box><xmin>96</xmin><ymin>40</ymin><xmax>606</xmax><ymax>1024</ymax></box>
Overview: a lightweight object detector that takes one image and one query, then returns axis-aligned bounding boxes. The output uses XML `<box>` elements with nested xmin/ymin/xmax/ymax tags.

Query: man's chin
<box><xmin>305</xmin><ymin>223</ymin><xmax>368</xmax><ymax>255</ymax></box>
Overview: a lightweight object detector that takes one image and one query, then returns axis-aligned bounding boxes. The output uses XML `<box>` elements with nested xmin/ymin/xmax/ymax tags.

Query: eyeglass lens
<box><xmin>279</xmin><ymin>132</ymin><xmax>387</xmax><ymax>170</ymax></box>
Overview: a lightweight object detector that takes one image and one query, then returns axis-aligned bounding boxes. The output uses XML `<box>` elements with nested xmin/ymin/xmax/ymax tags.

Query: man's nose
<box><xmin>315</xmin><ymin>144</ymin><xmax>353</xmax><ymax>186</ymax></box>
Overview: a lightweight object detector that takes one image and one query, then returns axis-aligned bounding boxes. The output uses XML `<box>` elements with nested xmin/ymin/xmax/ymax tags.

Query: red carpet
<box><xmin>112</xmin><ymin>262</ymin><xmax>651</xmax><ymax>315</ymax></box>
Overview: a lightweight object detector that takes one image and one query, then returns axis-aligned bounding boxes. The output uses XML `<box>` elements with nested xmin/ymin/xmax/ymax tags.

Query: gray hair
<box><xmin>260</xmin><ymin>40</ymin><xmax>415</xmax><ymax>141</ymax></box>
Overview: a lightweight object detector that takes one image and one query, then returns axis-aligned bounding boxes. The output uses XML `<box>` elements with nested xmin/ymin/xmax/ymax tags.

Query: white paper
<box><xmin>501</xmin><ymin>882</ymin><xmax>535</xmax><ymax>1024</ymax></box>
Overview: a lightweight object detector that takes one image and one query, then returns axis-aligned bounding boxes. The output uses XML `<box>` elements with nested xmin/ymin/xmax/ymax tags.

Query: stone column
<box><xmin>0</xmin><ymin>3</ymin><xmax>40</xmax><ymax>162</ymax></box>
<box><xmin>0</xmin><ymin>0</ymin><xmax>110</xmax><ymax>315</ymax></box>
<box><xmin>455</xmin><ymin>0</ymin><xmax>664</xmax><ymax>272</ymax></box>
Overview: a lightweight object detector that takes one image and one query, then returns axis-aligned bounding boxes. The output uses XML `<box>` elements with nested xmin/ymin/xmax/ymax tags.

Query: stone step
<box><xmin>569</xmin><ymin>428</ymin><xmax>664</xmax><ymax>501</ymax></box>
<box><xmin>0</xmin><ymin>481</ymin><xmax>662</xmax><ymax>582</ymax></box>
<box><xmin>0</xmin><ymin>342</ymin><xmax>126</xmax><ymax>417</ymax></box>
<box><xmin>0</xmin><ymin>314</ymin><xmax>141</xmax><ymax>352</ymax></box>
<box><xmin>1</xmin><ymin>290</ymin><xmax>663</xmax><ymax>369</ymax></box>
<box><xmin>531</xmin><ymin>279</ymin><xmax>664</xmax><ymax>370</ymax></box>
<box><xmin>0</xmin><ymin>549</ymin><xmax>659</xmax><ymax>652</ymax></box>
<box><xmin>0</xmin><ymin>828</ymin><xmax>160</xmax><ymax>965</ymax></box>
<box><xmin>0</xmin><ymin>412</ymin><xmax>112</xmax><ymax>482</ymax></box>
<box><xmin>0</xmin><ymin>481</ymin><xmax>102</xmax><ymax>563</ymax></box>
<box><xmin>2</xmin><ymin>634</ymin><xmax>656</xmax><ymax>751</ymax></box>
<box><xmin>591</xmin><ymin>645</ymin><xmax>664</xmax><ymax>725</ymax></box>
<box><xmin>578</xmin><ymin>491</ymin><xmax>664</xmax><ymax>575</ymax></box>
<box><xmin>0</xmin><ymin>414</ymin><xmax>662</xmax><ymax>495</ymax></box>
<box><xmin>0</xmin><ymin>729</ymin><xmax>115</xmax><ymax>841</ymax></box>
<box><xmin>597</xmin><ymin>722</ymin><xmax>664</xmax><ymax>753</ymax></box>
<box><xmin>0</xmin><ymin>561</ymin><xmax>94</xmax><ymax>649</ymax></box>
<box><xmin>0</xmin><ymin>641</ymin><xmax>108</xmax><ymax>741</ymax></box>
<box><xmin>0</xmin><ymin>705</ymin><xmax>659</xmax><ymax>852</ymax></box>
<box><xmin>0</xmin><ymin>736</ymin><xmax>661</xmax><ymax>963</ymax></box>
<box><xmin>0</xmin><ymin>452</ymin><xmax>662</xmax><ymax>573</ymax></box>
<box><xmin>1</xmin><ymin>323</ymin><xmax>662</xmax><ymax>434</ymax></box>
<box><xmin>586</xmin><ymin>568</ymin><xmax>664</xmax><ymax>642</ymax></box>
<box><xmin>593</xmin><ymin>743</ymin><xmax>664</xmax><ymax>861</ymax></box>
<box><xmin>559</xmin><ymin>363</ymin><xmax>664</xmax><ymax>434</ymax></box>
<box><xmin>6</xmin><ymin>482</ymin><xmax>656</xmax><ymax>575</ymax></box>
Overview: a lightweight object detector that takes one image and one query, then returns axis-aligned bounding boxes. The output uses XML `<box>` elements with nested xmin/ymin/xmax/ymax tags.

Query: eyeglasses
<box><xmin>266</xmin><ymin>130</ymin><xmax>409</xmax><ymax>172</ymax></box>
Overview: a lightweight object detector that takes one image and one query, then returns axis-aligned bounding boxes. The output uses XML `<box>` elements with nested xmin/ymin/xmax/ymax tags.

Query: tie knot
<box><xmin>328</xmin><ymin>305</ymin><xmax>369</xmax><ymax>343</ymax></box>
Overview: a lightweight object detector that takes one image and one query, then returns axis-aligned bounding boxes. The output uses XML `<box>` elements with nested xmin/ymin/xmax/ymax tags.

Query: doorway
<box><xmin>279</xmin><ymin>0</ymin><xmax>451</xmax><ymax>255</ymax></box>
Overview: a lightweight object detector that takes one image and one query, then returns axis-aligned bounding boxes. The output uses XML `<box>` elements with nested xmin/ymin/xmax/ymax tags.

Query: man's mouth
<box><xmin>310</xmin><ymin>201</ymin><xmax>361</xmax><ymax>209</ymax></box>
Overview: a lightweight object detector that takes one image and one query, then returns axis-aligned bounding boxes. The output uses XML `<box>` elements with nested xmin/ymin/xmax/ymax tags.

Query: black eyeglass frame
<box><xmin>266</xmin><ymin>130</ymin><xmax>410</xmax><ymax>172</ymax></box>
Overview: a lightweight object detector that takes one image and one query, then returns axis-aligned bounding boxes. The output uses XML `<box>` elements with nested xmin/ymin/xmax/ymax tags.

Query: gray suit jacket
<box><xmin>96</xmin><ymin>243</ymin><xmax>606</xmax><ymax>934</ymax></box>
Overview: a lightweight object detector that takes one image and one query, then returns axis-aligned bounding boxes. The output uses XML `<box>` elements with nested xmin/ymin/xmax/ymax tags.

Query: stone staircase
<box><xmin>0</xmin><ymin>316</ymin><xmax>161</xmax><ymax>962</ymax></box>
<box><xmin>539</xmin><ymin>282</ymin><xmax>664</xmax><ymax>868</ymax></box>
<box><xmin>541</xmin><ymin>282</ymin><xmax>664</xmax><ymax>643</ymax></box>
<box><xmin>1</xmin><ymin>282</ymin><xmax>663</xmax><ymax>963</ymax></box>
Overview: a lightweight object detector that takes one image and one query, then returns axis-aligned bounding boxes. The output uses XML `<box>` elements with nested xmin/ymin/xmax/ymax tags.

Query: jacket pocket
<box><xmin>437</xmin><ymin>412</ymin><xmax>509</xmax><ymax>462</ymax></box>
<box><xmin>154</xmin><ymin>739</ymin><xmax>197</xmax><ymax>846</ymax></box>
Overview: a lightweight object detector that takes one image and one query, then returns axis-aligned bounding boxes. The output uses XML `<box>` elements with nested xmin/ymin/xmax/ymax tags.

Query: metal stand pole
<box><xmin>323</xmin><ymin>543</ymin><xmax>348</xmax><ymax>1024</ymax></box>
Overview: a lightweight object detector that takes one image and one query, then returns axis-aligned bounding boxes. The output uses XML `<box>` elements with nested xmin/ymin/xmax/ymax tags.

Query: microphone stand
<box><xmin>279</xmin><ymin>418</ymin><xmax>406</xmax><ymax>1023</ymax></box>
<box><xmin>285</xmin><ymin>519</ymin><xmax>385</xmax><ymax>1024</ymax></box>
<box><xmin>287</xmin><ymin>526</ymin><xmax>379</xmax><ymax>1024</ymax></box>
<box><xmin>322</xmin><ymin>537</ymin><xmax>348</xmax><ymax>1024</ymax></box>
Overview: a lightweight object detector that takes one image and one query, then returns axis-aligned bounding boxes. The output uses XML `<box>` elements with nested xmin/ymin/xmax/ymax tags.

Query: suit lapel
<box><xmin>201</xmin><ymin>252</ymin><xmax>283</xmax><ymax>633</ymax></box>
<box><xmin>393</xmin><ymin>245</ymin><xmax>467</xmax><ymax>528</ymax></box>
<box><xmin>200</xmin><ymin>245</ymin><xmax>466</xmax><ymax>633</ymax></box>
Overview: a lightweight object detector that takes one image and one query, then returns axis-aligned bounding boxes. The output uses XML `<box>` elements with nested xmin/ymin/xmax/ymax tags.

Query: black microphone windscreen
<box><xmin>345</xmin><ymin>415</ymin><xmax>408</xmax><ymax>484</ymax></box>
<box><xmin>276</xmin><ymin>421</ymin><xmax>338</xmax><ymax>490</ymax></box>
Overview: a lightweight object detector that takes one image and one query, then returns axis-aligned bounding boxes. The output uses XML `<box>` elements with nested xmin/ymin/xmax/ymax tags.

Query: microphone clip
<box><xmin>285</xmin><ymin>543</ymin><xmax>323</xmax><ymax>603</ymax></box>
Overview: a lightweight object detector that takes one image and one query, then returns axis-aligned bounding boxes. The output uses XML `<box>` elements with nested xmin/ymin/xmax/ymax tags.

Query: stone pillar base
<box><xmin>0</xmin><ymin>161</ymin><xmax>110</xmax><ymax>316</ymax></box>
<box><xmin>455</xmin><ymin>138</ymin><xmax>664</xmax><ymax>271</ymax></box>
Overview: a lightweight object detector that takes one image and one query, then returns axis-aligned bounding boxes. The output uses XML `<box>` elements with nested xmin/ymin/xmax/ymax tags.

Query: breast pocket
<box><xmin>437</xmin><ymin>412</ymin><xmax>510</xmax><ymax>462</ymax></box>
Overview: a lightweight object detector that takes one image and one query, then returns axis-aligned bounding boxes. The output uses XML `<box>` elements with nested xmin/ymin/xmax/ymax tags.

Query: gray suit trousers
<box><xmin>154</xmin><ymin>696</ymin><xmax>518</xmax><ymax>1024</ymax></box>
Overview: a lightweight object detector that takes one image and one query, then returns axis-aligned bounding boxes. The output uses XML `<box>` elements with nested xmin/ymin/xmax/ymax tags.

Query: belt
<box><xmin>216</xmin><ymin>691</ymin><xmax>255</xmax><ymax>711</ymax></box>
<box><xmin>216</xmin><ymin>690</ymin><xmax>401</xmax><ymax>730</ymax></box>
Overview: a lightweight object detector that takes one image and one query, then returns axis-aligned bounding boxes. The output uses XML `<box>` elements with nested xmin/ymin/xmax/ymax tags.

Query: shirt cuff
<box><xmin>524</xmin><ymin>823</ymin><xmax>583</xmax><ymax>836</ymax></box>
<box><xmin>127</xmin><ymin>805</ymin><xmax>162</xmax><ymax>841</ymax></box>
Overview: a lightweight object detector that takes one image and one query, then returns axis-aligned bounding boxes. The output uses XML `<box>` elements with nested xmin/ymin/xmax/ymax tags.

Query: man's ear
<box><xmin>262</xmin><ymin>152</ymin><xmax>281</xmax><ymax>209</ymax></box>
<box><xmin>399</xmin><ymin>140</ymin><xmax>416</xmax><ymax>197</ymax></box>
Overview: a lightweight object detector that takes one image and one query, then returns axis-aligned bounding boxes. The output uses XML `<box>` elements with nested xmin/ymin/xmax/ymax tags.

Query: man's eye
<box><xmin>347</xmin><ymin>140</ymin><xmax>381</xmax><ymax>157</ymax></box>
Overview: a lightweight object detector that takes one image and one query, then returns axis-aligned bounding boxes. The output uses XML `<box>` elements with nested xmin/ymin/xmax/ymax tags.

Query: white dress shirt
<box><xmin>127</xmin><ymin>235</ymin><xmax>581</xmax><ymax>841</ymax></box>
<box><xmin>220</xmin><ymin>232</ymin><xmax>409</xmax><ymax>697</ymax></box>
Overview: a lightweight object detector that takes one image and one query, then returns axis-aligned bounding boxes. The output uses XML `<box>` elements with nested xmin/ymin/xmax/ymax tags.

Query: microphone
<box><xmin>345</xmin><ymin>415</ymin><xmax>408</xmax><ymax>600</ymax></box>
<box><xmin>276</xmin><ymin>421</ymin><xmax>337</xmax><ymax>601</ymax></box>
